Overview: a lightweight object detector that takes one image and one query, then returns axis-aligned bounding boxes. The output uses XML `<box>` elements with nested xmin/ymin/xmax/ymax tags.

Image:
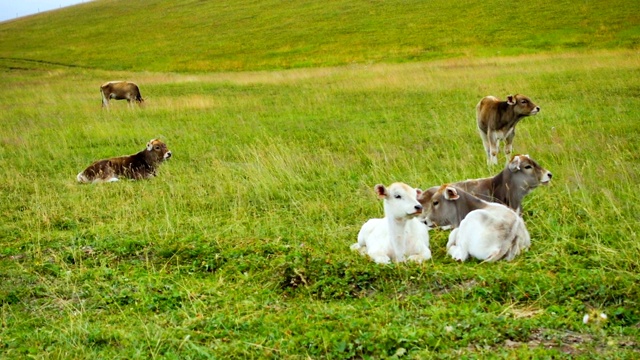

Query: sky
<box><xmin>0</xmin><ymin>1</ymin><xmax>90</xmax><ymax>23</ymax></box>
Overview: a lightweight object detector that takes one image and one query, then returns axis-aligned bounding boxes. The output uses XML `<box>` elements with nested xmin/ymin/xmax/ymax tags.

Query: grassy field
<box><xmin>1</xmin><ymin>0</ymin><xmax>640</xmax><ymax>359</ymax></box>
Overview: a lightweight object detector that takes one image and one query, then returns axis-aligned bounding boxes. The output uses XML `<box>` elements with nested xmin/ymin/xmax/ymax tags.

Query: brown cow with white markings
<box><xmin>77</xmin><ymin>139</ymin><xmax>171</xmax><ymax>183</ymax></box>
<box><xmin>477</xmin><ymin>94</ymin><xmax>540</xmax><ymax>165</ymax></box>
<box><xmin>100</xmin><ymin>81</ymin><xmax>144</xmax><ymax>108</ymax></box>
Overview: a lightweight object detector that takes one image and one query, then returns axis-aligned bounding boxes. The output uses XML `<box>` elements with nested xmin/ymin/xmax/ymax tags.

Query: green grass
<box><xmin>1</xmin><ymin>0</ymin><xmax>640</xmax><ymax>358</ymax></box>
<box><xmin>0</xmin><ymin>0</ymin><xmax>638</xmax><ymax>72</ymax></box>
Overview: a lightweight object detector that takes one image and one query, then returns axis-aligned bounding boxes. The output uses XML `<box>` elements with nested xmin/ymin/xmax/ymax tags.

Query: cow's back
<box><xmin>476</xmin><ymin>96</ymin><xmax>501</xmax><ymax>133</ymax></box>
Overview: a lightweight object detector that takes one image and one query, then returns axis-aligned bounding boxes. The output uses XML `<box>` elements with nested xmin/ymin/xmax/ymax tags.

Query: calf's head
<box><xmin>375</xmin><ymin>182</ymin><xmax>423</xmax><ymax>220</ymax></box>
<box><xmin>506</xmin><ymin>94</ymin><xmax>540</xmax><ymax>117</ymax></box>
<box><xmin>145</xmin><ymin>139</ymin><xmax>172</xmax><ymax>163</ymax></box>
<box><xmin>507</xmin><ymin>154</ymin><xmax>552</xmax><ymax>189</ymax></box>
<box><xmin>419</xmin><ymin>185</ymin><xmax>461</xmax><ymax>228</ymax></box>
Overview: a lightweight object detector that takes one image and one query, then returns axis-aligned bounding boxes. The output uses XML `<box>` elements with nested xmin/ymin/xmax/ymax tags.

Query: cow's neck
<box><xmin>453</xmin><ymin>193</ymin><xmax>488</xmax><ymax>228</ymax></box>
<box><xmin>386</xmin><ymin>213</ymin><xmax>409</xmax><ymax>261</ymax></box>
<box><xmin>133</xmin><ymin>150</ymin><xmax>155</xmax><ymax>167</ymax></box>
<box><xmin>491</xmin><ymin>169</ymin><xmax>529</xmax><ymax>211</ymax></box>
<box><xmin>496</xmin><ymin>102</ymin><xmax>525</xmax><ymax>130</ymax></box>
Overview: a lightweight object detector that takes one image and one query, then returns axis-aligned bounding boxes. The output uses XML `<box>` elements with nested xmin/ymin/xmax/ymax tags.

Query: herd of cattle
<box><xmin>352</xmin><ymin>94</ymin><xmax>551</xmax><ymax>264</ymax></box>
<box><xmin>79</xmin><ymin>81</ymin><xmax>549</xmax><ymax>264</ymax></box>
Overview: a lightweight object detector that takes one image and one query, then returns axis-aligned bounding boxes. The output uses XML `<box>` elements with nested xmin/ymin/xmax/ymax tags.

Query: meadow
<box><xmin>1</xmin><ymin>0</ymin><xmax>640</xmax><ymax>359</ymax></box>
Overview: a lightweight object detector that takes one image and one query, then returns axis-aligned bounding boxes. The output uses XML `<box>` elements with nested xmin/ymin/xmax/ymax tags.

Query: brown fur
<box><xmin>77</xmin><ymin>139</ymin><xmax>171</xmax><ymax>183</ymax></box>
<box><xmin>418</xmin><ymin>185</ymin><xmax>488</xmax><ymax>229</ymax></box>
<box><xmin>476</xmin><ymin>94</ymin><xmax>540</xmax><ymax>165</ymax></box>
<box><xmin>101</xmin><ymin>81</ymin><xmax>144</xmax><ymax>108</ymax></box>
<box><xmin>451</xmin><ymin>154</ymin><xmax>552</xmax><ymax>213</ymax></box>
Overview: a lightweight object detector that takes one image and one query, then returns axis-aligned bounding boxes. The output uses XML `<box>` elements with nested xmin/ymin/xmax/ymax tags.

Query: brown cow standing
<box><xmin>476</xmin><ymin>94</ymin><xmax>540</xmax><ymax>165</ymax></box>
<box><xmin>100</xmin><ymin>81</ymin><xmax>144</xmax><ymax>108</ymax></box>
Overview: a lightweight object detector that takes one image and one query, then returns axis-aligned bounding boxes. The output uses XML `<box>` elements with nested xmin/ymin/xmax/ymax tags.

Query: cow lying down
<box><xmin>77</xmin><ymin>139</ymin><xmax>171</xmax><ymax>183</ymax></box>
<box><xmin>452</xmin><ymin>154</ymin><xmax>552</xmax><ymax>214</ymax></box>
<box><xmin>419</xmin><ymin>185</ymin><xmax>530</xmax><ymax>262</ymax></box>
<box><xmin>351</xmin><ymin>182</ymin><xmax>431</xmax><ymax>264</ymax></box>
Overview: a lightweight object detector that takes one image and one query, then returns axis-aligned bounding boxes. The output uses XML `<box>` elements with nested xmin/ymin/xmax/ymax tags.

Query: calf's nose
<box><xmin>547</xmin><ymin>172</ymin><xmax>552</xmax><ymax>178</ymax></box>
<box><xmin>415</xmin><ymin>204</ymin><xmax>423</xmax><ymax>211</ymax></box>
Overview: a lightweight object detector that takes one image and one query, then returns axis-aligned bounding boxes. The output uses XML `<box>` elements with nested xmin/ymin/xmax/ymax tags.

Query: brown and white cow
<box><xmin>77</xmin><ymin>139</ymin><xmax>171</xmax><ymax>183</ymax></box>
<box><xmin>477</xmin><ymin>94</ymin><xmax>540</xmax><ymax>165</ymax></box>
<box><xmin>100</xmin><ymin>81</ymin><xmax>144</xmax><ymax>108</ymax></box>
<box><xmin>451</xmin><ymin>154</ymin><xmax>552</xmax><ymax>214</ymax></box>
<box><xmin>419</xmin><ymin>185</ymin><xmax>530</xmax><ymax>262</ymax></box>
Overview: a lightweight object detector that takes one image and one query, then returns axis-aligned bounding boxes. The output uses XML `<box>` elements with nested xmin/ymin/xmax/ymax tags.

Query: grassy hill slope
<box><xmin>0</xmin><ymin>0</ymin><xmax>639</xmax><ymax>359</ymax></box>
<box><xmin>0</xmin><ymin>0</ymin><xmax>638</xmax><ymax>72</ymax></box>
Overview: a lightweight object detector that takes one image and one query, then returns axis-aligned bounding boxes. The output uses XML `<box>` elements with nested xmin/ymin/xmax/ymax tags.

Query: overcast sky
<box><xmin>0</xmin><ymin>1</ymin><xmax>90</xmax><ymax>23</ymax></box>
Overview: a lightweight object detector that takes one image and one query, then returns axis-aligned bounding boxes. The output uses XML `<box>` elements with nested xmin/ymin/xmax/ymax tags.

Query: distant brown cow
<box><xmin>451</xmin><ymin>154</ymin><xmax>552</xmax><ymax>214</ymax></box>
<box><xmin>77</xmin><ymin>139</ymin><xmax>171</xmax><ymax>183</ymax></box>
<box><xmin>477</xmin><ymin>94</ymin><xmax>540</xmax><ymax>165</ymax></box>
<box><xmin>100</xmin><ymin>81</ymin><xmax>144</xmax><ymax>108</ymax></box>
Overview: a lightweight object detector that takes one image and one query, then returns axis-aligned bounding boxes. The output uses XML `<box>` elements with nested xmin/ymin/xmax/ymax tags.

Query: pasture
<box><xmin>1</xmin><ymin>0</ymin><xmax>639</xmax><ymax>357</ymax></box>
<box><xmin>0</xmin><ymin>49</ymin><xmax>638</xmax><ymax>358</ymax></box>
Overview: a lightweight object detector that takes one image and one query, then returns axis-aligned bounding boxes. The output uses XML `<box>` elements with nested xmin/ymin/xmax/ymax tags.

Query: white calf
<box><xmin>351</xmin><ymin>183</ymin><xmax>431</xmax><ymax>264</ymax></box>
<box><xmin>420</xmin><ymin>185</ymin><xmax>530</xmax><ymax>262</ymax></box>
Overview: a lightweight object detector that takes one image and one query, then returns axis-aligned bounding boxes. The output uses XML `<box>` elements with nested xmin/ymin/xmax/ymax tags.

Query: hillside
<box><xmin>1</xmin><ymin>0</ymin><xmax>639</xmax><ymax>358</ymax></box>
<box><xmin>0</xmin><ymin>0</ymin><xmax>638</xmax><ymax>72</ymax></box>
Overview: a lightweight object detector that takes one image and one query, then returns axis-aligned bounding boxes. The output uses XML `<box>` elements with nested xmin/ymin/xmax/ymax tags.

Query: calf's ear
<box><xmin>506</xmin><ymin>95</ymin><xmax>516</xmax><ymax>105</ymax></box>
<box><xmin>415</xmin><ymin>188</ymin><xmax>423</xmax><ymax>197</ymax></box>
<box><xmin>146</xmin><ymin>139</ymin><xmax>158</xmax><ymax>151</ymax></box>
<box><xmin>374</xmin><ymin>184</ymin><xmax>387</xmax><ymax>199</ymax></box>
<box><xmin>443</xmin><ymin>187</ymin><xmax>460</xmax><ymax>201</ymax></box>
<box><xmin>508</xmin><ymin>156</ymin><xmax>521</xmax><ymax>172</ymax></box>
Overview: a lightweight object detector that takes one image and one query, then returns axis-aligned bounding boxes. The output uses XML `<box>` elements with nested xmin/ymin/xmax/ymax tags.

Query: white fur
<box><xmin>351</xmin><ymin>183</ymin><xmax>431</xmax><ymax>264</ymax></box>
<box><xmin>446</xmin><ymin>201</ymin><xmax>530</xmax><ymax>262</ymax></box>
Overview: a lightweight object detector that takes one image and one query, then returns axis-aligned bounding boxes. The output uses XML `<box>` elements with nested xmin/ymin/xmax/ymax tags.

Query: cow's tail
<box><xmin>482</xmin><ymin>215</ymin><xmax>522</xmax><ymax>263</ymax></box>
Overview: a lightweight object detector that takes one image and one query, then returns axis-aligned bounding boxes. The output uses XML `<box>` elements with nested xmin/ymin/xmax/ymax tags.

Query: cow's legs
<box><xmin>101</xmin><ymin>91</ymin><xmax>110</xmax><ymax>109</ymax></box>
<box><xmin>504</xmin><ymin>130</ymin><xmax>516</xmax><ymax>164</ymax></box>
<box><xmin>486</xmin><ymin>130</ymin><xmax>499</xmax><ymax>165</ymax></box>
<box><xmin>478</xmin><ymin>130</ymin><xmax>492</xmax><ymax>164</ymax></box>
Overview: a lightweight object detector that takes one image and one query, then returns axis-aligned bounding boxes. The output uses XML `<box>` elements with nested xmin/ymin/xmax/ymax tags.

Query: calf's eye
<box><xmin>524</xmin><ymin>165</ymin><xmax>532</xmax><ymax>169</ymax></box>
<box><xmin>155</xmin><ymin>146</ymin><xmax>160</xmax><ymax>150</ymax></box>
<box><xmin>394</xmin><ymin>195</ymin><xmax>402</xmax><ymax>199</ymax></box>
<box><xmin>433</xmin><ymin>201</ymin><xmax>439</xmax><ymax>206</ymax></box>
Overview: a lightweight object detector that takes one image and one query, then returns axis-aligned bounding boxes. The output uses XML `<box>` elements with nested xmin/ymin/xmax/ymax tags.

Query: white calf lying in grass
<box><xmin>419</xmin><ymin>185</ymin><xmax>530</xmax><ymax>262</ymax></box>
<box><xmin>351</xmin><ymin>183</ymin><xmax>431</xmax><ymax>264</ymax></box>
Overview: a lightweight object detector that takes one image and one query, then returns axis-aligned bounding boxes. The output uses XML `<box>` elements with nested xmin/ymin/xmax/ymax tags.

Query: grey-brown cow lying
<box><xmin>419</xmin><ymin>185</ymin><xmax>530</xmax><ymax>262</ymax></box>
<box><xmin>100</xmin><ymin>81</ymin><xmax>144</xmax><ymax>108</ymax></box>
<box><xmin>477</xmin><ymin>94</ymin><xmax>540</xmax><ymax>165</ymax></box>
<box><xmin>77</xmin><ymin>139</ymin><xmax>171</xmax><ymax>183</ymax></box>
<box><xmin>451</xmin><ymin>154</ymin><xmax>552</xmax><ymax>214</ymax></box>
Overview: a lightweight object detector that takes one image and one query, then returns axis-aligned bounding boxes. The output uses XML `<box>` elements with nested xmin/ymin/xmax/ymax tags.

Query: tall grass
<box><xmin>0</xmin><ymin>49</ymin><xmax>639</xmax><ymax>358</ymax></box>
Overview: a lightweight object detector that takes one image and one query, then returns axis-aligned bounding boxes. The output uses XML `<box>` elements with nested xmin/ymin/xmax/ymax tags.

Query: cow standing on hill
<box><xmin>100</xmin><ymin>81</ymin><xmax>144</xmax><ymax>108</ymax></box>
